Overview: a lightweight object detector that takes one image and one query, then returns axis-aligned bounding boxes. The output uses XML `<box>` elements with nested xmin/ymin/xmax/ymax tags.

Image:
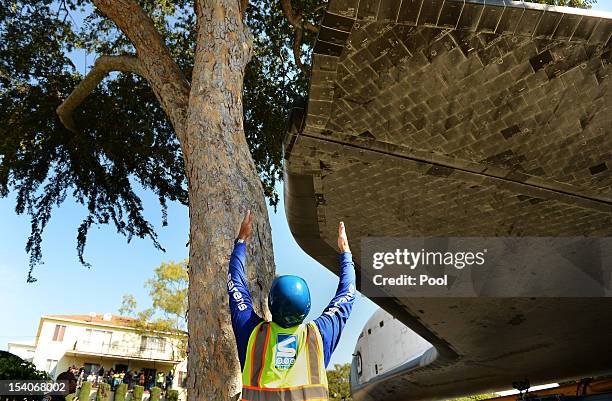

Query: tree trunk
<box><xmin>59</xmin><ymin>1</ymin><xmax>276</xmax><ymax>399</ymax></box>
<box><xmin>184</xmin><ymin>2</ymin><xmax>275</xmax><ymax>400</ymax></box>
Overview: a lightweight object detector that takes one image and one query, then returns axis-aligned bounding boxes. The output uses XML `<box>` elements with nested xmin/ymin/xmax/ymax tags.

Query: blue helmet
<box><xmin>268</xmin><ymin>275</ymin><xmax>311</xmax><ymax>328</ymax></box>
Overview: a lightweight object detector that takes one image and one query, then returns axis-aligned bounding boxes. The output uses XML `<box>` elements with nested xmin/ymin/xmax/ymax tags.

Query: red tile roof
<box><xmin>46</xmin><ymin>314</ymin><xmax>136</xmax><ymax>328</ymax></box>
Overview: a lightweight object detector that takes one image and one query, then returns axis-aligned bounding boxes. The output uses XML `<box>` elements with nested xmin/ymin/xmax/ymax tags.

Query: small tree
<box><xmin>96</xmin><ymin>383</ymin><xmax>111</xmax><ymax>401</ymax></box>
<box><xmin>118</xmin><ymin>259</ymin><xmax>188</xmax><ymax>360</ymax></box>
<box><xmin>114</xmin><ymin>383</ymin><xmax>128</xmax><ymax>401</ymax></box>
<box><xmin>79</xmin><ymin>381</ymin><xmax>92</xmax><ymax>401</ymax></box>
<box><xmin>132</xmin><ymin>385</ymin><xmax>144</xmax><ymax>401</ymax></box>
<box><xmin>327</xmin><ymin>363</ymin><xmax>352</xmax><ymax>401</ymax></box>
<box><xmin>165</xmin><ymin>390</ymin><xmax>179</xmax><ymax>401</ymax></box>
<box><xmin>0</xmin><ymin>351</ymin><xmax>49</xmax><ymax>380</ymax></box>
<box><xmin>149</xmin><ymin>387</ymin><xmax>161</xmax><ymax>401</ymax></box>
<box><xmin>0</xmin><ymin>352</ymin><xmax>49</xmax><ymax>401</ymax></box>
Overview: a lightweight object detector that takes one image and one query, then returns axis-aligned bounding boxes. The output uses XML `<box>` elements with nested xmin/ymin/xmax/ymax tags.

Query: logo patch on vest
<box><xmin>274</xmin><ymin>334</ymin><xmax>297</xmax><ymax>370</ymax></box>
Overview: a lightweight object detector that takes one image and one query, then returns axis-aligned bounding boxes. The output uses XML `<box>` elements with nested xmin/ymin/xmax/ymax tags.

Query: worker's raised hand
<box><xmin>238</xmin><ymin>210</ymin><xmax>253</xmax><ymax>242</ymax></box>
<box><xmin>338</xmin><ymin>221</ymin><xmax>351</xmax><ymax>253</ymax></box>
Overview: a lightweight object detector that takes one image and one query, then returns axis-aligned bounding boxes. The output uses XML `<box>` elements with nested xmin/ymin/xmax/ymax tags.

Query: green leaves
<box><xmin>119</xmin><ymin>259</ymin><xmax>188</xmax><ymax>331</ymax></box>
<box><xmin>1</xmin><ymin>1</ymin><xmax>322</xmax><ymax>279</ymax></box>
<box><xmin>0</xmin><ymin>351</ymin><xmax>50</xmax><ymax>380</ymax></box>
<box><xmin>327</xmin><ymin>363</ymin><xmax>352</xmax><ymax>401</ymax></box>
<box><xmin>119</xmin><ymin>294</ymin><xmax>138</xmax><ymax>316</ymax></box>
<box><xmin>243</xmin><ymin>0</ymin><xmax>322</xmax><ymax>207</ymax></box>
<box><xmin>1</xmin><ymin>1</ymin><xmax>191</xmax><ymax>281</ymax></box>
<box><xmin>118</xmin><ymin>259</ymin><xmax>188</xmax><ymax>359</ymax></box>
<box><xmin>146</xmin><ymin>260</ymin><xmax>188</xmax><ymax>323</ymax></box>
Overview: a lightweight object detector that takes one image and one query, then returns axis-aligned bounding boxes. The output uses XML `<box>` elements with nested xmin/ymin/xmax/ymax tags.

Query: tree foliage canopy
<box><xmin>0</xmin><ymin>0</ymin><xmax>322</xmax><ymax>281</ymax></box>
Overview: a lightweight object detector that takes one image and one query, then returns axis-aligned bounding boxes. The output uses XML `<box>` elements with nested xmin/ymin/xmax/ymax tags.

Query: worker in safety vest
<box><xmin>228</xmin><ymin>210</ymin><xmax>355</xmax><ymax>401</ymax></box>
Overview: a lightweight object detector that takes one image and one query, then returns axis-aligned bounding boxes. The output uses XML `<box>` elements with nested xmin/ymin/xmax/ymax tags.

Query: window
<box><xmin>84</xmin><ymin>363</ymin><xmax>100</xmax><ymax>375</ymax></box>
<box><xmin>140</xmin><ymin>336</ymin><xmax>166</xmax><ymax>352</ymax></box>
<box><xmin>354</xmin><ymin>352</ymin><xmax>362</xmax><ymax>376</ymax></box>
<box><xmin>367</xmin><ymin>328</ymin><xmax>371</xmax><ymax>335</ymax></box>
<box><xmin>379</xmin><ymin>320</ymin><xmax>384</xmax><ymax>327</ymax></box>
<box><xmin>84</xmin><ymin>329</ymin><xmax>112</xmax><ymax>349</ymax></box>
<box><xmin>52</xmin><ymin>325</ymin><xmax>66</xmax><ymax>342</ymax></box>
<box><xmin>115</xmin><ymin>364</ymin><xmax>128</xmax><ymax>373</ymax></box>
<box><xmin>177</xmin><ymin>371</ymin><xmax>187</xmax><ymax>388</ymax></box>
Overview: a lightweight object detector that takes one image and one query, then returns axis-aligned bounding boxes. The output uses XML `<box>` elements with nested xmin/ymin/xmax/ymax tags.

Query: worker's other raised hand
<box><xmin>338</xmin><ymin>221</ymin><xmax>350</xmax><ymax>253</ymax></box>
<box><xmin>238</xmin><ymin>210</ymin><xmax>253</xmax><ymax>242</ymax></box>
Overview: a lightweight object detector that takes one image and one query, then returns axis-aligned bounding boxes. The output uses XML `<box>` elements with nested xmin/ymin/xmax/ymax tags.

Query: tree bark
<box><xmin>184</xmin><ymin>2</ymin><xmax>275</xmax><ymax>400</ymax></box>
<box><xmin>92</xmin><ymin>0</ymin><xmax>191</xmax><ymax>141</ymax></box>
<box><xmin>59</xmin><ymin>1</ymin><xmax>277</xmax><ymax>399</ymax></box>
<box><xmin>57</xmin><ymin>55</ymin><xmax>143</xmax><ymax>132</ymax></box>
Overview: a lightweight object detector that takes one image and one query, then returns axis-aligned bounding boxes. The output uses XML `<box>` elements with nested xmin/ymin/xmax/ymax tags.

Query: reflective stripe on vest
<box><xmin>241</xmin><ymin>321</ymin><xmax>328</xmax><ymax>401</ymax></box>
<box><xmin>251</xmin><ymin>321</ymin><xmax>271</xmax><ymax>386</ymax></box>
<box><xmin>242</xmin><ymin>384</ymin><xmax>328</xmax><ymax>401</ymax></box>
<box><xmin>306</xmin><ymin>324</ymin><xmax>320</xmax><ymax>385</ymax></box>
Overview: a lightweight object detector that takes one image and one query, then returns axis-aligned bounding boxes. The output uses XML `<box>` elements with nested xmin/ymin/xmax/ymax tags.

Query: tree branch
<box><xmin>292</xmin><ymin>27</ymin><xmax>305</xmax><ymax>71</ymax></box>
<box><xmin>57</xmin><ymin>55</ymin><xmax>143</xmax><ymax>133</ymax></box>
<box><xmin>280</xmin><ymin>0</ymin><xmax>301</xmax><ymax>28</ymax></box>
<box><xmin>303</xmin><ymin>21</ymin><xmax>318</xmax><ymax>33</ymax></box>
<box><xmin>280</xmin><ymin>0</ymin><xmax>318</xmax><ymax>72</ymax></box>
<box><xmin>279</xmin><ymin>1</ymin><xmax>319</xmax><ymax>33</ymax></box>
<box><xmin>240</xmin><ymin>0</ymin><xmax>249</xmax><ymax>18</ymax></box>
<box><xmin>86</xmin><ymin>0</ymin><xmax>191</xmax><ymax>140</ymax></box>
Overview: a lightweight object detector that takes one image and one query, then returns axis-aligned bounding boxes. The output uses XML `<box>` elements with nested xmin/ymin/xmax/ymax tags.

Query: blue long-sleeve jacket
<box><xmin>227</xmin><ymin>242</ymin><xmax>356</xmax><ymax>369</ymax></box>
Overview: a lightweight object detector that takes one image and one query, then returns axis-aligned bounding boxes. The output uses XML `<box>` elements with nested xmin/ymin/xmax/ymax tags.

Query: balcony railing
<box><xmin>72</xmin><ymin>340</ymin><xmax>179</xmax><ymax>362</ymax></box>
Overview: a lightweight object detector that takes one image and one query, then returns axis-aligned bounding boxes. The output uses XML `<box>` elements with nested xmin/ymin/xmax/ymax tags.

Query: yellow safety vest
<box><xmin>241</xmin><ymin>321</ymin><xmax>328</xmax><ymax>401</ymax></box>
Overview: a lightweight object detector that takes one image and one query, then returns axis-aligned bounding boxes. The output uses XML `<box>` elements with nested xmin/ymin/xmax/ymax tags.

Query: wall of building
<box><xmin>31</xmin><ymin>317</ymin><xmax>187</xmax><ymax>394</ymax></box>
<box><xmin>7</xmin><ymin>342</ymin><xmax>35</xmax><ymax>362</ymax></box>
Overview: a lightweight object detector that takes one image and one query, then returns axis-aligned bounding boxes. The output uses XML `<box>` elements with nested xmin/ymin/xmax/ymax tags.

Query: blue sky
<box><xmin>1</xmin><ymin>0</ymin><xmax>611</xmax><ymax>368</ymax></box>
<box><xmin>0</xmin><ymin>180</ymin><xmax>377</xmax><ymax>367</ymax></box>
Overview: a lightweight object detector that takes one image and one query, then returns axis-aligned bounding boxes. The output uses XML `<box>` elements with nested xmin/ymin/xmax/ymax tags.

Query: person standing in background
<box><xmin>165</xmin><ymin>371</ymin><xmax>173</xmax><ymax>391</ymax></box>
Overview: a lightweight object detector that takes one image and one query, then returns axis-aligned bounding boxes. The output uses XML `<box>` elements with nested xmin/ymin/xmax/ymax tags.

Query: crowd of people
<box><xmin>66</xmin><ymin>365</ymin><xmax>174</xmax><ymax>393</ymax></box>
